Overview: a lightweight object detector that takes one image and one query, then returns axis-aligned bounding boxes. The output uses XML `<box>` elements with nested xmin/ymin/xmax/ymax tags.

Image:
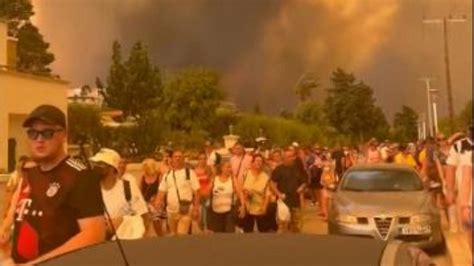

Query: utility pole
<box><xmin>421</xmin><ymin>113</ymin><xmax>427</xmax><ymax>140</ymax></box>
<box><xmin>419</xmin><ymin>77</ymin><xmax>438</xmax><ymax>137</ymax></box>
<box><xmin>431</xmin><ymin>91</ymin><xmax>440</xmax><ymax>135</ymax></box>
<box><xmin>423</xmin><ymin>14</ymin><xmax>467</xmax><ymax>133</ymax></box>
<box><xmin>417</xmin><ymin>120</ymin><xmax>422</xmax><ymax>140</ymax></box>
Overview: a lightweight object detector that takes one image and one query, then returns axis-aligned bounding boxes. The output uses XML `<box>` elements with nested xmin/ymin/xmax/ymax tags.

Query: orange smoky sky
<box><xmin>32</xmin><ymin>0</ymin><xmax>471</xmax><ymax>119</ymax></box>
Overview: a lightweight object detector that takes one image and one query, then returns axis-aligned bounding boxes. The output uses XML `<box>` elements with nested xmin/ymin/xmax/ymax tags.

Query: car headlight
<box><xmin>336</xmin><ymin>214</ymin><xmax>358</xmax><ymax>224</ymax></box>
<box><xmin>411</xmin><ymin>214</ymin><xmax>431</xmax><ymax>224</ymax></box>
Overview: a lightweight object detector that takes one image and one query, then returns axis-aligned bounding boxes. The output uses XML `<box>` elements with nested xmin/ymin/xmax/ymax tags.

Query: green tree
<box><xmin>212</xmin><ymin>102</ymin><xmax>239</xmax><ymax>139</ymax></box>
<box><xmin>370</xmin><ymin>107</ymin><xmax>391</xmax><ymax>140</ymax></box>
<box><xmin>279</xmin><ymin>108</ymin><xmax>293</xmax><ymax>119</ymax></box>
<box><xmin>458</xmin><ymin>99</ymin><xmax>472</xmax><ymax>129</ymax></box>
<box><xmin>439</xmin><ymin>99</ymin><xmax>472</xmax><ymax>135</ymax></box>
<box><xmin>0</xmin><ymin>0</ymin><xmax>33</xmax><ymax>36</ymax></box>
<box><xmin>294</xmin><ymin>100</ymin><xmax>324</xmax><ymax>124</ymax></box>
<box><xmin>1</xmin><ymin>1</ymin><xmax>55</xmax><ymax>74</ymax></box>
<box><xmin>253</xmin><ymin>103</ymin><xmax>261</xmax><ymax>114</ymax></box>
<box><xmin>324</xmin><ymin>68</ymin><xmax>388</xmax><ymax>142</ymax></box>
<box><xmin>67</xmin><ymin>103</ymin><xmax>103</xmax><ymax>144</ymax></box>
<box><xmin>393</xmin><ymin>105</ymin><xmax>418</xmax><ymax>142</ymax></box>
<box><xmin>133</xmin><ymin>109</ymin><xmax>167</xmax><ymax>154</ymax></box>
<box><xmin>162</xmin><ymin>67</ymin><xmax>224</xmax><ymax>133</ymax></box>
<box><xmin>234</xmin><ymin>114</ymin><xmax>327</xmax><ymax>147</ymax></box>
<box><xmin>98</xmin><ymin>41</ymin><xmax>162</xmax><ymax>119</ymax></box>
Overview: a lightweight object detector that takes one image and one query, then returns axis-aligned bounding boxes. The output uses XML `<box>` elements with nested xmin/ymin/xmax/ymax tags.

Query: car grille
<box><xmin>374</xmin><ymin>217</ymin><xmax>393</xmax><ymax>240</ymax></box>
<box><xmin>357</xmin><ymin>217</ymin><xmax>369</xmax><ymax>224</ymax></box>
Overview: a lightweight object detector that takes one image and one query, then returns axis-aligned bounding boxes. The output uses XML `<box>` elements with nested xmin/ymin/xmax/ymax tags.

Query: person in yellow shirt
<box><xmin>394</xmin><ymin>144</ymin><xmax>417</xmax><ymax>169</ymax></box>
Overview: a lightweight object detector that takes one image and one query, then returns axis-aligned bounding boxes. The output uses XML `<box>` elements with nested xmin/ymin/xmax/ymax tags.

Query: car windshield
<box><xmin>341</xmin><ymin>169</ymin><xmax>424</xmax><ymax>192</ymax></box>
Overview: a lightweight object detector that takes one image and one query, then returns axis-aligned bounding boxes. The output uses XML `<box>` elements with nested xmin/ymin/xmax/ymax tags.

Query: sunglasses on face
<box><xmin>26</xmin><ymin>128</ymin><xmax>63</xmax><ymax>140</ymax></box>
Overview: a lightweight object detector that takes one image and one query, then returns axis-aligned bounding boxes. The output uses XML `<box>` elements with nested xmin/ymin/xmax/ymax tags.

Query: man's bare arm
<box><xmin>29</xmin><ymin>215</ymin><xmax>106</xmax><ymax>264</ymax></box>
<box><xmin>153</xmin><ymin>191</ymin><xmax>166</xmax><ymax>209</ymax></box>
<box><xmin>0</xmin><ymin>180</ymin><xmax>21</xmax><ymax>232</ymax></box>
<box><xmin>270</xmin><ymin>181</ymin><xmax>284</xmax><ymax>200</ymax></box>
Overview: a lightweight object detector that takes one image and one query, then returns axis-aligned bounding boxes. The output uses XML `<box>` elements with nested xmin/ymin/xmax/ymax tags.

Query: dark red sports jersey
<box><xmin>11</xmin><ymin>157</ymin><xmax>104</xmax><ymax>263</ymax></box>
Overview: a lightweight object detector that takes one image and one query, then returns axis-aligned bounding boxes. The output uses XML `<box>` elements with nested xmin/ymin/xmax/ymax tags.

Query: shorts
<box><xmin>167</xmin><ymin>212</ymin><xmax>192</xmax><ymax>235</ymax></box>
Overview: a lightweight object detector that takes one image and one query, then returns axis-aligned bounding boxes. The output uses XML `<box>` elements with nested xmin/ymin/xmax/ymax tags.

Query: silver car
<box><xmin>328</xmin><ymin>164</ymin><xmax>445</xmax><ymax>250</ymax></box>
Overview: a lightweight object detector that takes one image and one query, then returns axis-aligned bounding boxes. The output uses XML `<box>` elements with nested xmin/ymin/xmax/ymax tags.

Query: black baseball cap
<box><xmin>22</xmin><ymin>105</ymin><xmax>66</xmax><ymax>128</ymax></box>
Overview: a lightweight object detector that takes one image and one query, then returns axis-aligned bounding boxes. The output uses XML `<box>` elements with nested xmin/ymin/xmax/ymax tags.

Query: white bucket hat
<box><xmin>90</xmin><ymin>148</ymin><xmax>121</xmax><ymax>170</ymax></box>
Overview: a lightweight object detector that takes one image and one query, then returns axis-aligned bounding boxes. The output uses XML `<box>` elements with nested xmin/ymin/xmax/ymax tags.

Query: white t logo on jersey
<box><xmin>16</xmin><ymin>198</ymin><xmax>32</xmax><ymax>221</ymax></box>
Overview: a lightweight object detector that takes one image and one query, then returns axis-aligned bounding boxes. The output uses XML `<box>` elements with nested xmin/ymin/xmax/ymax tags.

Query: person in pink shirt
<box><xmin>366</xmin><ymin>138</ymin><xmax>382</xmax><ymax>164</ymax></box>
<box><xmin>230</xmin><ymin>142</ymin><xmax>252</xmax><ymax>186</ymax></box>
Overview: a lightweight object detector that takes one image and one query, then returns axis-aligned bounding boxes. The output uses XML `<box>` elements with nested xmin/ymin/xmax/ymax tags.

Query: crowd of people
<box><xmin>74</xmin><ymin>125</ymin><xmax>473</xmax><ymax>239</ymax></box>
<box><xmin>0</xmin><ymin>104</ymin><xmax>471</xmax><ymax>265</ymax></box>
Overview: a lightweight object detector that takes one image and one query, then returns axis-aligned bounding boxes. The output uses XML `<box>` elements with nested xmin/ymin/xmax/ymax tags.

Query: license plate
<box><xmin>400</xmin><ymin>225</ymin><xmax>432</xmax><ymax>235</ymax></box>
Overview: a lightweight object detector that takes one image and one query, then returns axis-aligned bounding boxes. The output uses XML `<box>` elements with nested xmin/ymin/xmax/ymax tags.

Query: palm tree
<box><xmin>294</xmin><ymin>72</ymin><xmax>319</xmax><ymax>102</ymax></box>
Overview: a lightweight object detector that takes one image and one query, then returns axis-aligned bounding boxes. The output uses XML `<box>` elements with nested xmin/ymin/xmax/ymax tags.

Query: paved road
<box><xmin>301</xmin><ymin>204</ymin><xmax>452</xmax><ymax>266</ymax></box>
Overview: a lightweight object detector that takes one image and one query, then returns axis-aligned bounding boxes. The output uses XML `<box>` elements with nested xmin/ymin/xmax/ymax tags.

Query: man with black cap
<box><xmin>0</xmin><ymin>105</ymin><xmax>106</xmax><ymax>264</ymax></box>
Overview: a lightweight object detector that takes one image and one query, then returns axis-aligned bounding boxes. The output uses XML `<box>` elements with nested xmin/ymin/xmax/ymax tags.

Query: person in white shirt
<box><xmin>154</xmin><ymin>149</ymin><xmax>200</xmax><ymax>235</ymax></box>
<box><xmin>445</xmin><ymin>124</ymin><xmax>472</xmax><ymax>243</ymax></box>
<box><xmin>90</xmin><ymin>148</ymin><xmax>149</xmax><ymax>239</ymax></box>
<box><xmin>207</xmin><ymin>160</ymin><xmax>245</xmax><ymax>233</ymax></box>
<box><xmin>380</xmin><ymin>141</ymin><xmax>392</xmax><ymax>162</ymax></box>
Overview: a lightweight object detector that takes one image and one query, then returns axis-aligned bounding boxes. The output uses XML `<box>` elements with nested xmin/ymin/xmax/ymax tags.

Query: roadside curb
<box><xmin>442</xmin><ymin>230</ymin><xmax>472</xmax><ymax>266</ymax></box>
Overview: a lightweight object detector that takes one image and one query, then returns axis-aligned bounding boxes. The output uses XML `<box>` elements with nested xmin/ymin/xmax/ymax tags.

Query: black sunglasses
<box><xmin>26</xmin><ymin>128</ymin><xmax>63</xmax><ymax>140</ymax></box>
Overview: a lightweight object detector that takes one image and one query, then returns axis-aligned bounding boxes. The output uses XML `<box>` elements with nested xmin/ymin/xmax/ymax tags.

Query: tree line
<box><xmin>69</xmin><ymin>40</ymin><xmax>444</xmax><ymax>156</ymax></box>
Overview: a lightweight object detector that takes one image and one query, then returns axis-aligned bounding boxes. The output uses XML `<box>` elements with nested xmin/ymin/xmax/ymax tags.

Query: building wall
<box><xmin>7</xmin><ymin>38</ymin><xmax>17</xmax><ymax>68</ymax></box>
<box><xmin>9</xmin><ymin>113</ymin><xmax>28</xmax><ymax>166</ymax></box>
<box><xmin>0</xmin><ymin>22</ymin><xmax>7</xmax><ymax>67</ymax></box>
<box><xmin>0</xmin><ymin>70</ymin><xmax>69</xmax><ymax>172</ymax></box>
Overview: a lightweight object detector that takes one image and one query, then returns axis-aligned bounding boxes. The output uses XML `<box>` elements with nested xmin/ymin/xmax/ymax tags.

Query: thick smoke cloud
<box><xmin>33</xmin><ymin>0</ymin><xmax>471</xmax><ymax>119</ymax></box>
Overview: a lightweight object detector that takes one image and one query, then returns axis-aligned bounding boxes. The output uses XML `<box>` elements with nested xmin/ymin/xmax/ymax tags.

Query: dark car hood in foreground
<box><xmin>41</xmin><ymin>234</ymin><xmax>386</xmax><ymax>266</ymax></box>
<box><xmin>334</xmin><ymin>191</ymin><xmax>432</xmax><ymax>216</ymax></box>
